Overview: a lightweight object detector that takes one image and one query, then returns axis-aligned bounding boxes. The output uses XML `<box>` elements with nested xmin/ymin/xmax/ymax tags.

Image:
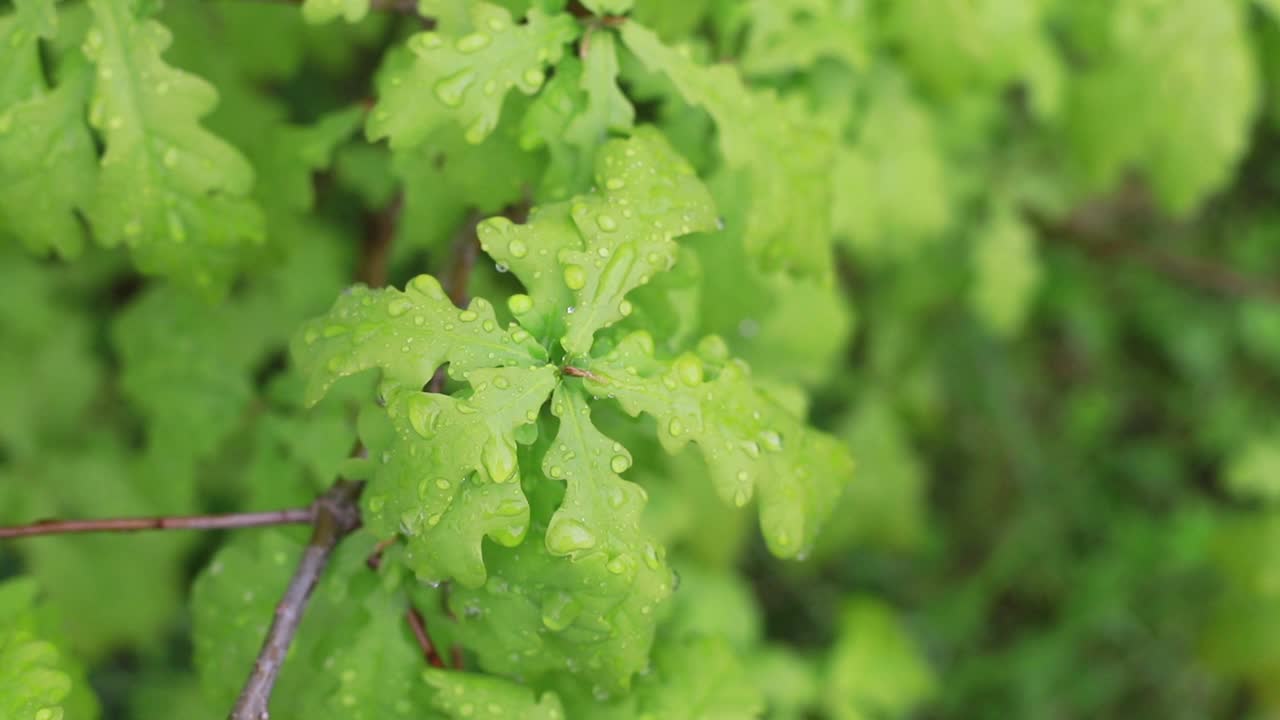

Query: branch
<box><xmin>358</xmin><ymin>192</ymin><xmax>404</xmax><ymax>289</ymax></box>
<box><xmin>0</xmin><ymin>508</ymin><xmax>314</xmax><ymax>540</ymax></box>
<box><xmin>1034</xmin><ymin>208</ymin><xmax>1280</xmax><ymax>303</ymax></box>
<box><xmin>428</xmin><ymin>217</ymin><xmax>481</xmax><ymax>393</ymax></box>
<box><xmin>230</xmin><ymin>480</ymin><xmax>364</xmax><ymax>720</ymax></box>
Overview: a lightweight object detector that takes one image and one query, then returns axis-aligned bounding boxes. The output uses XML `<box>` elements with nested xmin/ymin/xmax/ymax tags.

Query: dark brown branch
<box><xmin>405</xmin><ymin>606</ymin><xmax>447</xmax><ymax>668</ymax></box>
<box><xmin>230</xmin><ymin>481</ymin><xmax>364</xmax><ymax>720</ymax></box>
<box><xmin>1034</xmin><ymin>208</ymin><xmax>1280</xmax><ymax>303</ymax></box>
<box><xmin>259</xmin><ymin>0</ymin><xmax>420</xmax><ymax>13</ymax></box>
<box><xmin>0</xmin><ymin>508</ymin><xmax>314</xmax><ymax>540</ymax></box>
<box><xmin>358</xmin><ymin>193</ymin><xmax>403</xmax><ymax>289</ymax></box>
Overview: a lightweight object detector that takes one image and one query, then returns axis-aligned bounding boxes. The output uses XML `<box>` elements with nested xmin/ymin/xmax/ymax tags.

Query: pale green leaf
<box><xmin>365</xmin><ymin>365</ymin><xmax>557</xmax><ymax>586</ymax></box>
<box><xmin>367</xmin><ymin>2</ymin><xmax>578</xmax><ymax>148</ymax></box>
<box><xmin>581</xmin><ymin>331</ymin><xmax>853</xmax><ymax>558</ymax></box>
<box><xmin>824</xmin><ymin>598</ymin><xmax>935</xmax><ymax>720</ymax></box>
<box><xmin>621</xmin><ymin>22</ymin><xmax>834</xmax><ymax>278</ymax></box>
<box><xmin>291</xmin><ymin>274</ymin><xmax>547</xmax><ymax>404</ymax></box>
<box><xmin>1063</xmin><ymin>0</ymin><xmax>1258</xmax><ymax>213</ymax></box>
<box><xmin>83</xmin><ymin>0</ymin><xmax>264</xmax><ymax>290</ymax></box>
<box><xmin>424</xmin><ymin>670</ymin><xmax>565</xmax><ymax>720</ymax></box>
<box><xmin>969</xmin><ymin>202</ymin><xmax>1041</xmax><ymax>337</ymax></box>
<box><xmin>302</xmin><ymin>0</ymin><xmax>370</xmax><ymax>24</ymax></box>
<box><xmin>0</xmin><ymin>579</ymin><xmax>79</xmax><ymax>720</ymax></box>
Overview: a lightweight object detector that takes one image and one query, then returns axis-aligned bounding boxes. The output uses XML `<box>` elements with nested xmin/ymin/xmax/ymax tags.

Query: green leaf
<box><xmin>580</xmin><ymin>0</ymin><xmax>632</xmax><ymax>15</ymax></box>
<box><xmin>1063</xmin><ymin>0</ymin><xmax>1258</xmax><ymax>213</ymax></box>
<box><xmin>735</xmin><ymin>0</ymin><xmax>866</xmax><ymax>76</ymax></box>
<box><xmin>291</xmin><ymin>274</ymin><xmax>547</xmax><ymax>405</ymax></box>
<box><xmin>542</xmin><ymin>384</ymin><xmax>661</xmax><ymax>572</ymax></box>
<box><xmin>556</xmin><ymin>126</ymin><xmax>716</xmax><ymax>355</ymax></box>
<box><xmin>481</xmin><ymin>129</ymin><xmax>714</xmax><ymax>355</ymax></box>
<box><xmin>969</xmin><ymin>202</ymin><xmax>1041</xmax><ymax>337</ymax></box>
<box><xmin>367</xmin><ymin>2</ymin><xmax>578</xmax><ymax>148</ymax></box>
<box><xmin>83</xmin><ymin>0</ymin><xmax>264</xmax><ymax>291</ymax></box>
<box><xmin>448</xmin><ymin>510</ymin><xmax>674</xmax><ymax>694</ymax></box>
<box><xmin>1226</xmin><ymin>430</ymin><xmax>1280</xmax><ymax>503</ymax></box>
<box><xmin>365</xmin><ymin>365</ymin><xmax>557</xmax><ymax>586</ymax></box>
<box><xmin>0</xmin><ymin>49</ymin><xmax>97</xmax><ymax>258</ymax></box>
<box><xmin>581</xmin><ymin>331</ymin><xmax>853</xmax><ymax>558</ymax></box>
<box><xmin>301</xmin><ymin>0</ymin><xmax>370</xmax><ymax>24</ymax></box>
<box><xmin>112</xmin><ymin>284</ymin><xmax>254</xmax><ymax>461</ymax></box>
<box><xmin>522</xmin><ymin>31</ymin><xmax>635</xmax><ymax>199</ymax></box>
<box><xmin>0</xmin><ymin>579</ymin><xmax>80</xmax><ymax>720</ymax></box>
<box><xmin>621</xmin><ymin>21</ymin><xmax>834</xmax><ymax>278</ymax></box>
<box><xmin>424</xmin><ymin>670</ymin><xmax>565</xmax><ymax>719</ymax></box>
<box><xmin>824</xmin><ymin>597</ymin><xmax>935</xmax><ymax>720</ymax></box>
<box><xmin>632</xmin><ymin>635</ymin><xmax>764</xmax><ymax>719</ymax></box>
<box><xmin>831</xmin><ymin>70</ymin><xmax>951</xmax><ymax>259</ymax></box>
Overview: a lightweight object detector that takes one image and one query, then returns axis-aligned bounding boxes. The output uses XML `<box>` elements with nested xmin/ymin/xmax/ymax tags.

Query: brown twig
<box><xmin>1034</xmin><ymin>207</ymin><xmax>1280</xmax><ymax>303</ymax></box>
<box><xmin>358</xmin><ymin>193</ymin><xmax>403</xmax><ymax>289</ymax></box>
<box><xmin>0</xmin><ymin>508</ymin><xmax>314</xmax><ymax>540</ymax></box>
<box><xmin>405</xmin><ymin>606</ymin><xmax>447</xmax><ymax>668</ymax></box>
<box><xmin>230</xmin><ymin>480</ymin><xmax>365</xmax><ymax>720</ymax></box>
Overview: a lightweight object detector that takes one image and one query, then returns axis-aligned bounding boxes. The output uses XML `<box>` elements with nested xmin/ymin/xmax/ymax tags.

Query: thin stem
<box><xmin>405</xmin><ymin>606</ymin><xmax>447</xmax><ymax>668</ymax></box>
<box><xmin>0</xmin><ymin>508</ymin><xmax>314</xmax><ymax>540</ymax></box>
<box><xmin>230</xmin><ymin>481</ymin><xmax>364</xmax><ymax>720</ymax></box>
<box><xmin>358</xmin><ymin>193</ymin><xmax>404</xmax><ymax>289</ymax></box>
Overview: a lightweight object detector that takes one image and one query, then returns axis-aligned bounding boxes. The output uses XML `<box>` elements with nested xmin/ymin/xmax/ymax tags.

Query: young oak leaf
<box><xmin>425</xmin><ymin>669</ymin><xmax>565</xmax><ymax>720</ymax></box>
<box><xmin>478</xmin><ymin>129</ymin><xmax>715</xmax><ymax>357</ymax></box>
<box><xmin>83</xmin><ymin>0</ymin><xmax>264</xmax><ymax>292</ymax></box>
<box><xmin>542</xmin><ymin>384</ymin><xmax>653</xmax><ymax>565</ymax></box>
<box><xmin>580</xmin><ymin>332</ymin><xmax>852</xmax><ymax>558</ymax></box>
<box><xmin>621</xmin><ymin>22</ymin><xmax>834</xmax><ymax>280</ymax></box>
<box><xmin>558</xmin><ymin>126</ymin><xmax>717</xmax><ymax>356</ymax></box>
<box><xmin>291</xmin><ymin>274</ymin><xmax>548</xmax><ymax>405</ymax></box>
<box><xmin>369</xmin><ymin>365</ymin><xmax>558</xmax><ymax>587</ymax></box>
<box><xmin>448</xmin><ymin>509</ymin><xmax>674</xmax><ymax>694</ymax></box>
<box><xmin>367</xmin><ymin>2</ymin><xmax>578</xmax><ymax>149</ymax></box>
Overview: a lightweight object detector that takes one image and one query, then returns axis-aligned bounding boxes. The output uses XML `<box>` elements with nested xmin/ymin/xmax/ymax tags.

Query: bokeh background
<box><xmin>4</xmin><ymin>0</ymin><xmax>1280</xmax><ymax>718</ymax></box>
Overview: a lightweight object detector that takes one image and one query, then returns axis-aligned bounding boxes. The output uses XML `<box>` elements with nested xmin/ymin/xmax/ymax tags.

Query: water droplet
<box><xmin>760</xmin><ymin>430</ymin><xmax>783</xmax><ymax>452</ymax></box>
<box><xmin>563</xmin><ymin>264</ymin><xmax>587</xmax><ymax>290</ymax></box>
<box><xmin>367</xmin><ymin>495</ymin><xmax>386</xmax><ymax>512</ymax></box>
<box><xmin>643</xmin><ymin>544</ymin><xmax>661</xmax><ymax>569</ymax></box>
<box><xmin>410</xmin><ymin>274</ymin><xmax>445</xmax><ymax>299</ymax></box>
<box><xmin>618</xmin><ymin>300</ymin><xmax>633</xmax><ymax>317</ymax></box>
<box><xmin>387</xmin><ymin>298</ymin><xmax>412</xmax><ymax>317</ymax></box>
<box><xmin>407</xmin><ymin>394</ymin><xmax>440</xmax><ymax>438</ymax></box>
<box><xmin>481</xmin><ymin>438</ymin><xmax>518</xmax><ymax>483</ymax></box>
<box><xmin>522</xmin><ymin>67</ymin><xmax>545</xmax><ymax>86</ymax></box>
<box><xmin>606</xmin><ymin>554</ymin><xmax>633</xmax><ymax>574</ymax></box>
<box><xmin>595</xmin><ymin>214</ymin><xmax>618</xmax><ymax>232</ymax></box>
<box><xmin>605</xmin><ymin>177</ymin><xmax>625</xmax><ymax>191</ymax></box>
<box><xmin>610</xmin><ymin>454</ymin><xmax>631</xmax><ymax>473</ymax></box>
<box><xmin>508</xmin><ymin>294</ymin><xmax>533</xmax><ymax>314</ymax></box>
<box><xmin>541</xmin><ymin>592</ymin><xmax>581</xmax><ymax>631</ymax></box>
<box><xmin>495</xmin><ymin>499</ymin><xmax>524</xmax><ymax>516</ymax></box>
<box><xmin>458</xmin><ymin>309</ymin><xmax>478</xmax><ymax>322</ymax></box>
<box><xmin>455</xmin><ymin>32</ymin><xmax>491</xmax><ymax>53</ymax></box>
<box><xmin>674</xmin><ymin>354</ymin><xmax>703</xmax><ymax>387</ymax></box>
<box><xmin>667</xmin><ymin>418</ymin><xmax>684</xmax><ymax>437</ymax></box>
<box><xmin>434</xmin><ymin>70</ymin><xmax>477</xmax><ymax>107</ymax></box>
<box><xmin>546</xmin><ymin>519</ymin><xmax>596</xmax><ymax>554</ymax></box>
<box><xmin>733</xmin><ymin>488</ymin><xmax>749</xmax><ymax>507</ymax></box>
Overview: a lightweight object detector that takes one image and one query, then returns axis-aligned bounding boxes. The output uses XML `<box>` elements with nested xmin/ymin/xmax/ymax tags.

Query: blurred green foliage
<box><xmin>3</xmin><ymin>0</ymin><xmax>1280</xmax><ymax>717</ymax></box>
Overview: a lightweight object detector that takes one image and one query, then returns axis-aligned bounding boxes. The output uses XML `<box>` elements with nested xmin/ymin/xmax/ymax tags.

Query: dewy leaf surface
<box><xmin>479</xmin><ymin>129</ymin><xmax>715</xmax><ymax>356</ymax></box>
<box><xmin>368</xmin><ymin>365</ymin><xmax>558</xmax><ymax>587</ymax></box>
<box><xmin>83</xmin><ymin>0</ymin><xmax>264</xmax><ymax>291</ymax></box>
<box><xmin>367</xmin><ymin>1</ymin><xmax>578</xmax><ymax>148</ymax></box>
<box><xmin>291</xmin><ymin>273</ymin><xmax>547</xmax><ymax>405</ymax></box>
<box><xmin>558</xmin><ymin>127</ymin><xmax>717</xmax><ymax>355</ymax></box>
<box><xmin>582</xmin><ymin>331</ymin><xmax>852</xmax><ymax>558</ymax></box>
<box><xmin>424</xmin><ymin>669</ymin><xmax>565</xmax><ymax>720</ymax></box>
